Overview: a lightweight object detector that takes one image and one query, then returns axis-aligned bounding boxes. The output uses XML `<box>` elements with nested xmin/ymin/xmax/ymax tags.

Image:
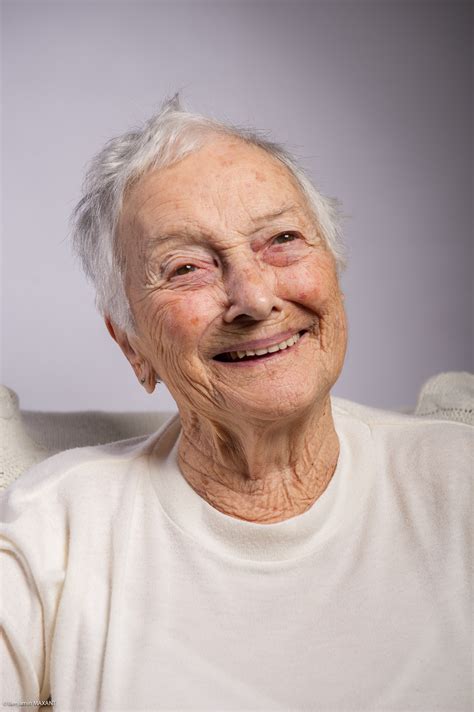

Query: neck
<box><xmin>177</xmin><ymin>396</ymin><xmax>339</xmax><ymax>524</ymax></box>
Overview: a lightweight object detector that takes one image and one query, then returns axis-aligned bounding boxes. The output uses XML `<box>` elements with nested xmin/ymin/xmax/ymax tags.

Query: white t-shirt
<box><xmin>0</xmin><ymin>399</ymin><xmax>472</xmax><ymax>711</ymax></box>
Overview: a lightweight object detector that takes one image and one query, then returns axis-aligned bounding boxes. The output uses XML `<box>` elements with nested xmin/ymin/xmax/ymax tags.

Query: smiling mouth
<box><xmin>213</xmin><ymin>330</ymin><xmax>308</xmax><ymax>363</ymax></box>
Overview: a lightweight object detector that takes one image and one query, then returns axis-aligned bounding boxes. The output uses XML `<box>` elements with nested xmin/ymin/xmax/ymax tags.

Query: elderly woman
<box><xmin>1</xmin><ymin>98</ymin><xmax>471</xmax><ymax>712</ymax></box>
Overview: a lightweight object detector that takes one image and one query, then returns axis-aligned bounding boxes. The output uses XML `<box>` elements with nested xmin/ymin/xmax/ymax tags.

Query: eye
<box><xmin>272</xmin><ymin>232</ymin><xmax>299</xmax><ymax>245</ymax></box>
<box><xmin>172</xmin><ymin>264</ymin><xmax>198</xmax><ymax>277</ymax></box>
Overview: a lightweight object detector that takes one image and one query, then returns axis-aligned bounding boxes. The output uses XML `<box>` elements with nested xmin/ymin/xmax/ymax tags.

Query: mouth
<box><xmin>213</xmin><ymin>329</ymin><xmax>309</xmax><ymax>364</ymax></box>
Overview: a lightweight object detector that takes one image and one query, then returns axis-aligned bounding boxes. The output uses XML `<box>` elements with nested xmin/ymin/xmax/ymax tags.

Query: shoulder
<box><xmin>0</xmin><ymin>415</ymin><xmax>179</xmax><ymax>525</ymax></box>
<box><xmin>332</xmin><ymin>395</ymin><xmax>472</xmax><ymax>446</ymax></box>
<box><xmin>332</xmin><ymin>397</ymin><xmax>472</xmax><ymax>514</ymax></box>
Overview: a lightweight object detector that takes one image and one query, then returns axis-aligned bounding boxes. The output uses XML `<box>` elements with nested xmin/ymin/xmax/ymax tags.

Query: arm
<box><xmin>1</xmin><ymin>543</ymin><xmax>46</xmax><ymax>705</ymax></box>
<box><xmin>0</xmin><ymin>481</ymin><xmax>65</xmax><ymax>710</ymax></box>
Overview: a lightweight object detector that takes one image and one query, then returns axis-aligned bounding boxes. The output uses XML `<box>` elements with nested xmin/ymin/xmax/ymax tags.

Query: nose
<box><xmin>223</xmin><ymin>259</ymin><xmax>284</xmax><ymax>323</ymax></box>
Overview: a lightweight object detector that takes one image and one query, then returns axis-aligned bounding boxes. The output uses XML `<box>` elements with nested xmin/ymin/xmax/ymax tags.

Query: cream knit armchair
<box><xmin>0</xmin><ymin>385</ymin><xmax>173</xmax><ymax>491</ymax></box>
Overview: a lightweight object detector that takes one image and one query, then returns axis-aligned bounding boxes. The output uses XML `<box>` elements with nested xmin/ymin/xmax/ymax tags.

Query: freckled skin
<box><xmin>108</xmin><ymin>136</ymin><xmax>348</xmax><ymax>523</ymax></box>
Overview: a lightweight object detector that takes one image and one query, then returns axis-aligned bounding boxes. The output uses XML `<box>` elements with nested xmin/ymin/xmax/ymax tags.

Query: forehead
<box><xmin>120</xmin><ymin>137</ymin><xmax>311</xmax><ymax>238</ymax></box>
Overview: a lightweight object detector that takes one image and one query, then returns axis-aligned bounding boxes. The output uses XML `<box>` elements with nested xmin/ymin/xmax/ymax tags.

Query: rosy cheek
<box><xmin>160</xmin><ymin>293</ymin><xmax>214</xmax><ymax>342</ymax></box>
<box><xmin>279</xmin><ymin>264</ymin><xmax>319</xmax><ymax>302</ymax></box>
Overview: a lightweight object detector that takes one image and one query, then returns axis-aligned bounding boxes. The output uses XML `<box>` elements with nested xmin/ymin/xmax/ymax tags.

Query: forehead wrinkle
<box><xmin>131</xmin><ymin>192</ymin><xmax>179</xmax><ymax>238</ymax></box>
<box><xmin>143</xmin><ymin>227</ymin><xmax>213</xmax><ymax>259</ymax></box>
<box><xmin>119</xmin><ymin>185</ymin><xmax>163</xmax><ymax>263</ymax></box>
<box><xmin>122</xmin><ymin>157</ymin><xmax>313</xmax><ymax>260</ymax></box>
<box><xmin>207</xmin><ymin>176</ymin><xmax>307</xmax><ymax>236</ymax></box>
<box><xmin>123</xmin><ymin>182</ymin><xmax>165</xmax><ymax>233</ymax></box>
<box><xmin>135</xmin><ymin>200</ymin><xmax>314</xmax><ymax>263</ymax></box>
<box><xmin>247</xmin><ymin>203</ymin><xmax>304</xmax><ymax>230</ymax></box>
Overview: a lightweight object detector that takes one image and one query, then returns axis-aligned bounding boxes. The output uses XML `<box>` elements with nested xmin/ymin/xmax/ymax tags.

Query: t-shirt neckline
<box><xmin>147</xmin><ymin>406</ymin><xmax>375</xmax><ymax>563</ymax></box>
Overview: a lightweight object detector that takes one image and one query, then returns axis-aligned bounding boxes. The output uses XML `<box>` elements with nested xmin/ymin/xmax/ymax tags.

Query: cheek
<box><xmin>164</xmin><ymin>314</ymin><xmax>206</xmax><ymax>371</ymax></box>
<box><xmin>163</xmin><ymin>298</ymin><xmax>213</xmax><ymax>340</ymax></box>
<box><xmin>143</xmin><ymin>290</ymin><xmax>220</xmax><ymax>362</ymax></box>
<box><xmin>280</xmin><ymin>248</ymin><xmax>343</xmax><ymax>308</ymax></box>
<box><xmin>277</xmin><ymin>262</ymin><xmax>326</xmax><ymax>308</ymax></box>
<box><xmin>296</xmin><ymin>288</ymin><xmax>309</xmax><ymax>302</ymax></box>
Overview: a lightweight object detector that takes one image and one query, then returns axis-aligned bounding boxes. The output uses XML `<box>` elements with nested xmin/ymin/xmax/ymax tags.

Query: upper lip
<box><xmin>213</xmin><ymin>328</ymin><xmax>307</xmax><ymax>357</ymax></box>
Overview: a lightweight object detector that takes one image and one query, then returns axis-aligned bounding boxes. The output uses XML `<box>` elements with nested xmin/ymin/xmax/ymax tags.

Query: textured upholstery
<box><xmin>0</xmin><ymin>387</ymin><xmax>50</xmax><ymax>491</ymax></box>
<box><xmin>0</xmin><ymin>385</ymin><xmax>172</xmax><ymax>491</ymax></box>
<box><xmin>414</xmin><ymin>371</ymin><xmax>474</xmax><ymax>425</ymax></box>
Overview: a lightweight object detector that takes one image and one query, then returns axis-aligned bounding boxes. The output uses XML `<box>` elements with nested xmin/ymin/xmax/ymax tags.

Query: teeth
<box><xmin>227</xmin><ymin>332</ymin><xmax>301</xmax><ymax>360</ymax></box>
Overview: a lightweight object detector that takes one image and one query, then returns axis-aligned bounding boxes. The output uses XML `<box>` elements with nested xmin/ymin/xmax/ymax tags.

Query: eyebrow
<box><xmin>143</xmin><ymin>203</ymin><xmax>302</xmax><ymax>256</ymax></box>
<box><xmin>250</xmin><ymin>203</ymin><xmax>301</xmax><ymax>226</ymax></box>
<box><xmin>143</xmin><ymin>229</ymin><xmax>209</xmax><ymax>259</ymax></box>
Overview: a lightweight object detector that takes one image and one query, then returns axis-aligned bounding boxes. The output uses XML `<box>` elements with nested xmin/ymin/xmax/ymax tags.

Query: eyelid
<box><xmin>163</xmin><ymin>254</ymin><xmax>219</xmax><ymax>280</ymax></box>
<box><xmin>270</xmin><ymin>230</ymin><xmax>302</xmax><ymax>242</ymax></box>
<box><xmin>160</xmin><ymin>250</ymin><xmax>211</xmax><ymax>275</ymax></box>
<box><xmin>165</xmin><ymin>260</ymin><xmax>200</xmax><ymax>278</ymax></box>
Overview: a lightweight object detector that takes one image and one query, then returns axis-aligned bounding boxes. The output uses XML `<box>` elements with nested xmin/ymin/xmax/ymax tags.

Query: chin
<box><xmin>223</xmin><ymin>375</ymin><xmax>328</xmax><ymax>424</ymax></box>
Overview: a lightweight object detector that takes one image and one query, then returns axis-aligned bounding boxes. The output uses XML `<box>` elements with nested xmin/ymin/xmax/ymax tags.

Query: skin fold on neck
<box><xmin>177</xmin><ymin>394</ymin><xmax>340</xmax><ymax>524</ymax></box>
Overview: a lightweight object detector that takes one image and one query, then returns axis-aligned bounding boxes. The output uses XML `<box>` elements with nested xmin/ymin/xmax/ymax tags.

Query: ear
<box><xmin>105</xmin><ymin>316</ymin><xmax>157</xmax><ymax>394</ymax></box>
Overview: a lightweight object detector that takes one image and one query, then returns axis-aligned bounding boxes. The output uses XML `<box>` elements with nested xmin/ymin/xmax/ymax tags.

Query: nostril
<box><xmin>232</xmin><ymin>313</ymin><xmax>258</xmax><ymax>325</ymax></box>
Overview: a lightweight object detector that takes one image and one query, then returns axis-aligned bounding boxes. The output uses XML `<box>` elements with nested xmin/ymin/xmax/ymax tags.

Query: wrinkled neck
<box><xmin>177</xmin><ymin>396</ymin><xmax>340</xmax><ymax>523</ymax></box>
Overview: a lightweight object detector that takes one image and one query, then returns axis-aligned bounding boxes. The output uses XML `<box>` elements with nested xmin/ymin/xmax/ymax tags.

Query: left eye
<box><xmin>272</xmin><ymin>232</ymin><xmax>298</xmax><ymax>245</ymax></box>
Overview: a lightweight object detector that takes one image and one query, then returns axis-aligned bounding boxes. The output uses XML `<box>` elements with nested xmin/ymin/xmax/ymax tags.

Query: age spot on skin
<box><xmin>254</xmin><ymin>171</ymin><xmax>266</xmax><ymax>183</ymax></box>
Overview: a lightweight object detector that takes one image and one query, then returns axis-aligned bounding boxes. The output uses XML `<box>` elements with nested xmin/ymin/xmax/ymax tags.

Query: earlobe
<box><xmin>141</xmin><ymin>370</ymin><xmax>158</xmax><ymax>394</ymax></box>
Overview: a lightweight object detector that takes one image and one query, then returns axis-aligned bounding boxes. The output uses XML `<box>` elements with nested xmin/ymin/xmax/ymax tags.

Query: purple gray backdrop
<box><xmin>2</xmin><ymin>0</ymin><xmax>472</xmax><ymax>412</ymax></box>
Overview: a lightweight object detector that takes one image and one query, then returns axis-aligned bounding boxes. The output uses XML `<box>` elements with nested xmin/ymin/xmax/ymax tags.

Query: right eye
<box><xmin>172</xmin><ymin>264</ymin><xmax>199</xmax><ymax>277</ymax></box>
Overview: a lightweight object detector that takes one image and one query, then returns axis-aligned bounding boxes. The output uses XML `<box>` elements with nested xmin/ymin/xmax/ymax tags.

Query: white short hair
<box><xmin>71</xmin><ymin>95</ymin><xmax>346</xmax><ymax>333</ymax></box>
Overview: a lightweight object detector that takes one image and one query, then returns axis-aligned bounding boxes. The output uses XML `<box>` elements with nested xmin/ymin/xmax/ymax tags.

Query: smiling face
<box><xmin>117</xmin><ymin>136</ymin><xmax>347</xmax><ymax>425</ymax></box>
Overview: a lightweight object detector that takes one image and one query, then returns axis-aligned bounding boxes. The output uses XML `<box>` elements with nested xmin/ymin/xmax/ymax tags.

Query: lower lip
<box><xmin>213</xmin><ymin>331</ymin><xmax>308</xmax><ymax>367</ymax></box>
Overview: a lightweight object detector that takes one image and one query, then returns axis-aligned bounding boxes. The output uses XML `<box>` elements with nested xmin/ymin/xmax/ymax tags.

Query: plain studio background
<box><xmin>1</xmin><ymin>0</ymin><xmax>472</xmax><ymax>413</ymax></box>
